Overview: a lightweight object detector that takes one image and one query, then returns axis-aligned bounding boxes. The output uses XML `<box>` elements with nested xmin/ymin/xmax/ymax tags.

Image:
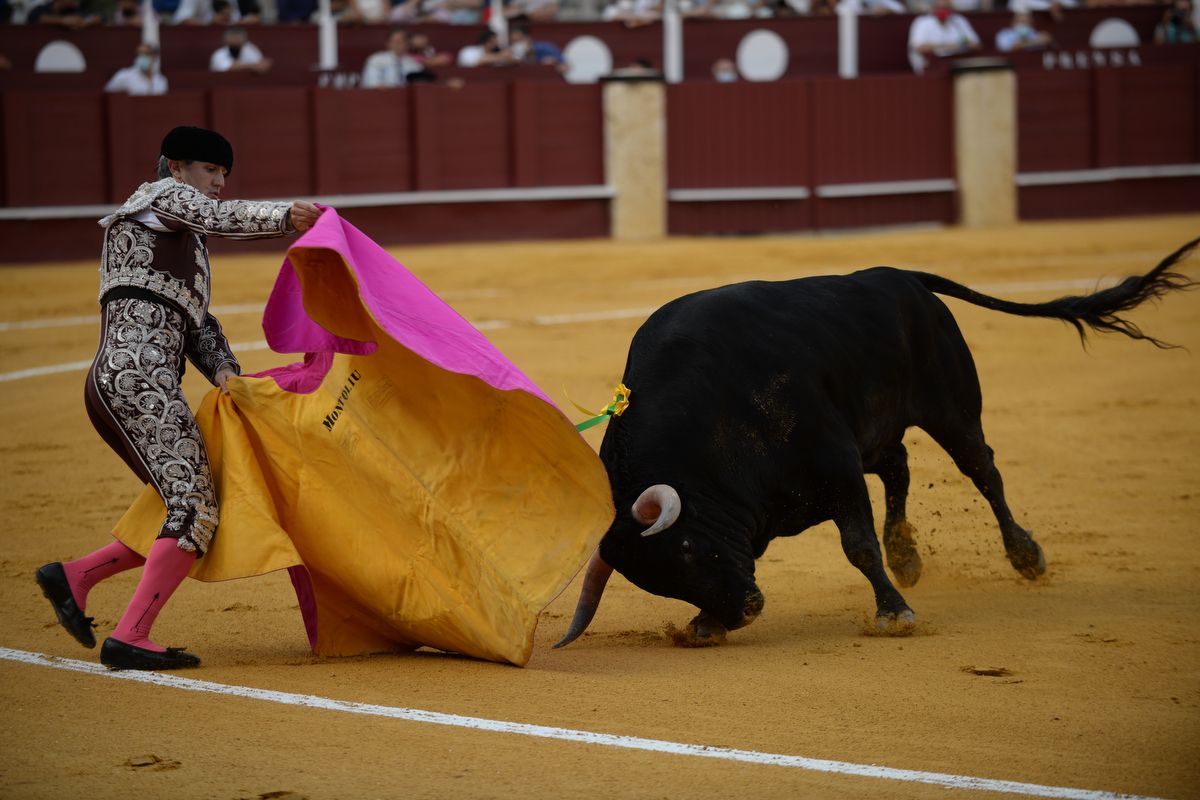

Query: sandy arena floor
<box><xmin>0</xmin><ymin>214</ymin><xmax>1198</xmax><ymax>800</ymax></box>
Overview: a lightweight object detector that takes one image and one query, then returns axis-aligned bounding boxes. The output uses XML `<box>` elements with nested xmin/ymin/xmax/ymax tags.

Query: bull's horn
<box><xmin>553</xmin><ymin>549</ymin><xmax>613</xmax><ymax>649</ymax></box>
<box><xmin>633</xmin><ymin>484</ymin><xmax>682</xmax><ymax>537</ymax></box>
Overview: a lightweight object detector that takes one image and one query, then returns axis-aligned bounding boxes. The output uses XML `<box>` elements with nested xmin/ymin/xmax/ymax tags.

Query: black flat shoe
<box><xmin>35</xmin><ymin>563</ymin><xmax>96</xmax><ymax>648</ymax></box>
<box><xmin>101</xmin><ymin>637</ymin><xmax>201</xmax><ymax>671</ymax></box>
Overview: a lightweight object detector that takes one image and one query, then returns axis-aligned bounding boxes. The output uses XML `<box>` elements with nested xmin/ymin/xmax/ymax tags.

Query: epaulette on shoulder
<box><xmin>97</xmin><ymin>177</ymin><xmax>182</xmax><ymax>228</ymax></box>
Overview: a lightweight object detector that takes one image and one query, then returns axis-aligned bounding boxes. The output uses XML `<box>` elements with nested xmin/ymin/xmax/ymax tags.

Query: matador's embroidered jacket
<box><xmin>97</xmin><ymin>178</ymin><xmax>294</xmax><ymax>384</ymax></box>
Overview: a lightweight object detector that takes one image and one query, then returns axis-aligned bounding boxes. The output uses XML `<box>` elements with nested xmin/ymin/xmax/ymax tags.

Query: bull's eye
<box><xmin>681</xmin><ymin>539</ymin><xmax>692</xmax><ymax>553</ymax></box>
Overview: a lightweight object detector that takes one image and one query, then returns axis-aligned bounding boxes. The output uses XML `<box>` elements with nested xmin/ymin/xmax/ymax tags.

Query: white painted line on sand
<box><xmin>0</xmin><ymin>275</ymin><xmax>1158</xmax><ymax>383</ymax></box>
<box><xmin>0</xmin><ymin>340</ymin><xmax>272</xmax><ymax>383</ymax></box>
<box><xmin>0</xmin><ymin>276</ymin><xmax>1130</xmax><ymax>335</ymax></box>
<box><xmin>0</xmin><ymin>646</ymin><xmax>1166</xmax><ymax>800</ymax></box>
<box><xmin>532</xmin><ymin>307</ymin><xmax>660</xmax><ymax>326</ymax></box>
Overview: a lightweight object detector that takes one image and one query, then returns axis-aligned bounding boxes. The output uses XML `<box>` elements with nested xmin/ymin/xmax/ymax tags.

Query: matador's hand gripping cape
<box><xmin>112</xmin><ymin>208</ymin><xmax>615</xmax><ymax>666</ymax></box>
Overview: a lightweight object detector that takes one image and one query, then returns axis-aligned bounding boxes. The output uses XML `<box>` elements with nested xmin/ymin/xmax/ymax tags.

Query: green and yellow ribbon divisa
<box><xmin>571</xmin><ymin>383</ymin><xmax>632</xmax><ymax>432</ymax></box>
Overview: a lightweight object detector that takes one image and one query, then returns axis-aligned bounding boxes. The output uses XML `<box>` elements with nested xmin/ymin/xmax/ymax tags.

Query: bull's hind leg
<box><xmin>833</xmin><ymin>474</ymin><xmax>916</xmax><ymax>634</ymax></box>
<box><xmin>925</xmin><ymin>424</ymin><xmax>1046</xmax><ymax>580</ymax></box>
<box><xmin>867</xmin><ymin>442</ymin><xmax>923</xmax><ymax>587</ymax></box>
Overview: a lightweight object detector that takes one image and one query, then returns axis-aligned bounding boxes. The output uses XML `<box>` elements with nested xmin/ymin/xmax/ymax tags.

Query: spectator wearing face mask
<box><xmin>1155</xmin><ymin>0</ymin><xmax>1198</xmax><ymax>43</ymax></box>
<box><xmin>109</xmin><ymin>0</ymin><xmax>143</xmax><ymax>24</ymax></box>
<box><xmin>907</xmin><ymin>0</ymin><xmax>981</xmax><ymax>75</ymax></box>
<box><xmin>27</xmin><ymin>0</ymin><xmax>102</xmax><ymax>27</ymax></box>
<box><xmin>995</xmin><ymin>10</ymin><xmax>1053</xmax><ymax>52</ymax></box>
<box><xmin>711</xmin><ymin>57</ymin><xmax>738</xmax><ymax>82</ymax></box>
<box><xmin>508</xmin><ymin>22</ymin><xmax>564</xmax><ymax>67</ymax></box>
<box><xmin>210</xmin><ymin>27</ymin><xmax>273</xmax><ymax>74</ymax></box>
<box><xmin>457</xmin><ymin>27</ymin><xmax>516</xmax><ymax>67</ymax></box>
<box><xmin>105</xmin><ymin>42</ymin><xmax>168</xmax><ymax>96</ymax></box>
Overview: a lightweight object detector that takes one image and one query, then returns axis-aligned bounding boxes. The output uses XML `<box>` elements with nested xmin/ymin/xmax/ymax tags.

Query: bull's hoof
<box><xmin>875</xmin><ymin>609</ymin><xmax>916</xmax><ymax>637</ymax></box>
<box><xmin>667</xmin><ymin>613</ymin><xmax>728</xmax><ymax>647</ymax></box>
<box><xmin>884</xmin><ymin>520</ymin><xmax>923</xmax><ymax>588</ymax></box>
<box><xmin>1007</xmin><ymin>539</ymin><xmax>1046</xmax><ymax>580</ymax></box>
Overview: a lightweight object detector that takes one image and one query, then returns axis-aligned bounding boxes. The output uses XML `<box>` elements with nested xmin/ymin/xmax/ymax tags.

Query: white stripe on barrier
<box><xmin>0</xmin><ymin>185</ymin><xmax>616</xmax><ymax>221</ymax></box>
<box><xmin>0</xmin><ymin>646</ymin><xmax>1166</xmax><ymax>800</ymax></box>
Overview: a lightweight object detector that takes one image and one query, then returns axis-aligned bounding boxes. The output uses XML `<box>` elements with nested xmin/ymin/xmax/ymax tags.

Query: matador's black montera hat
<box><xmin>160</xmin><ymin>126</ymin><xmax>234</xmax><ymax>175</ymax></box>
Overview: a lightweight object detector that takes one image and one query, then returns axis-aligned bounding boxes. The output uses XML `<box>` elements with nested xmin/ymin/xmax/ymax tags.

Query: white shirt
<box><xmin>457</xmin><ymin>44</ymin><xmax>488</xmax><ymax>67</ymax></box>
<box><xmin>907</xmin><ymin>12</ymin><xmax>980</xmax><ymax>73</ymax></box>
<box><xmin>355</xmin><ymin>0</ymin><xmax>386</xmax><ymax>20</ymax></box>
<box><xmin>104</xmin><ymin>66</ymin><xmax>168</xmax><ymax>96</ymax></box>
<box><xmin>361</xmin><ymin>50</ymin><xmax>423</xmax><ymax>87</ymax></box>
<box><xmin>209</xmin><ymin>41</ymin><xmax>265</xmax><ymax>72</ymax></box>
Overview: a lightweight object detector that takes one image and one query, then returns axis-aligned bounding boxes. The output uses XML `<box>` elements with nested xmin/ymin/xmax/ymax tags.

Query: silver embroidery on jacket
<box><xmin>94</xmin><ymin>298</ymin><xmax>218</xmax><ymax>554</ymax></box>
<box><xmin>96</xmin><ymin>179</ymin><xmax>288</xmax><ymax>332</ymax></box>
<box><xmin>151</xmin><ymin>182</ymin><xmax>291</xmax><ymax>238</ymax></box>
<box><xmin>97</xmin><ymin>219</ymin><xmax>208</xmax><ymax>329</ymax></box>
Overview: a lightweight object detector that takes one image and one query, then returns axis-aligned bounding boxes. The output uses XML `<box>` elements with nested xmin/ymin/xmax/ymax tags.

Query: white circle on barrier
<box><xmin>1089</xmin><ymin>18</ymin><xmax>1140</xmax><ymax>49</ymax></box>
<box><xmin>736</xmin><ymin>29</ymin><xmax>789</xmax><ymax>82</ymax></box>
<box><xmin>563</xmin><ymin>36</ymin><xmax>614</xmax><ymax>84</ymax></box>
<box><xmin>34</xmin><ymin>41</ymin><xmax>87</xmax><ymax>73</ymax></box>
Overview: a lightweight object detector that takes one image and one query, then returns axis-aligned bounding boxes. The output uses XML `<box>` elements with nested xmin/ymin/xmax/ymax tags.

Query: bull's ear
<box><xmin>633</xmin><ymin>485</ymin><xmax>681</xmax><ymax>537</ymax></box>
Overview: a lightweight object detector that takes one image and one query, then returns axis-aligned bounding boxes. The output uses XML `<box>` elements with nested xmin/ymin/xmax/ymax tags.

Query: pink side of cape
<box><xmin>250</xmin><ymin>207</ymin><xmax>553</xmax><ymax>407</ymax></box>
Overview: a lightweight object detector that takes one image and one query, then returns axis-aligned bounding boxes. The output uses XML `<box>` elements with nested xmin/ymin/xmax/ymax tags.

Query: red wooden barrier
<box><xmin>312</xmin><ymin>87</ymin><xmax>415</xmax><ymax>195</ymax></box>
<box><xmin>666</xmin><ymin>74</ymin><xmax>955</xmax><ymax>234</ymax></box>
<box><xmin>808</xmin><ymin>73</ymin><xmax>952</xmax><ymax>185</ymax></box>
<box><xmin>1016</xmin><ymin>70</ymin><xmax>1092</xmax><ymax>172</ymax></box>
<box><xmin>411</xmin><ymin>82</ymin><xmax>511</xmax><ymax>190</ymax></box>
<box><xmin>1017</xmin><ymin>64</ymin><xmax>1200</xmax><ymax>219</ymax></box>
<box><xmin>667</xmin><ymin>80</ymin><xmax>811</xmax><ymax>190</ymax></box>
<box><xmin>106</xmin><ymin>91</ymin><xmax>210</xmax><ymax>201</ymax></box>
<box><xmin>210</xmin><ymin>87</ymin><xmax>314</xmax><ymax>197</ymax></box>
<box><xmin>511</xmin><ymin>82</ymin><xmax>603</xmax><ymax>187</ymax></box>
<box><xmin>1</xmin><ymin>91</ymin><xmax>108</xmax><ymax>206</ymax></box>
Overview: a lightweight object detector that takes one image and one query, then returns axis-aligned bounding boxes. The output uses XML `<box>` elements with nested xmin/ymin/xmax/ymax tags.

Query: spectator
<box><xmin>1155</xmin><ymin>0</ymin><xmax>1198</xmax><ymax>42</ymax></box>
<box><xmin>276</xmin><ymin>0</ymin><xmax>316</xmax><ymax>22</ymax></box>
<box><xmin>908</xmin><ymin>0</ymin><xmax>980</xmax><ymax>74</ymax></box>
<box><xmin>995</xmin><ymin>10</ymin><xmax>1053</xmax><ymax>51</ymax></box>
<box><xmin>409</xmin><ymin>31</ymin><xmax>453</xmax><ymax>66</ymax></box>
<box><xmin>861</xmin><ymin>0</ymin><xmax>905</xmax><ymax>14</ymax></box>
<box><xmin>27</xmin><ymin>0</ymin><xmax>101</xmax><ymax>27</ymax></box>
<box><xmin>354</xmin><ymin>0</ymin><xmax>388</xmax><ymax>20</ymax></box>
<box><xmin>237</xmin><ymin>0</ymin><xmax>262</xmax><ymax>23</ymax></box>
<box><xmin>361</xmin><ymin>27</ymin><xmax>425</xmax><ymax>86</ymax></box>
<box><xmin>508</xmin><ymin>21</ymin><xmax>564</xmax><ymax>67</ymax></box>
<box><xmin>457</xmin><ymin>27</ymin><xmax>515</xmax><ymax>66</ymax></box>
<box><xmin>173</xmin><ymin>0</ymin><xmax>214</xmax><ymax>23</ymax></box>
<box><xmin>503</xmin><ymin>0</ymin><xmax>558</xmax><ymax>21</ymax></box>
<box><xmin>711</xmin><ymin>57</ymin><xmax>738</xmax><ymax>82</ymax></box>
<box><xmin>210</xmin><ymin>26</ymin><xmax>272</xmax><ymax>73</ymax></box>
<box><xmin>949</xmin><ymin>0</ymin><xmax>992</xmax><ymax>12</ymax></box>
<box><xmin>317</xmin><ymin>0</ymin><xmax>365</xmax><ymax>22</ymax></box>
<box><xmin>104</xmin><ymin>42</ymin><xmax>168</xmax><ymax>95</ymax></box>
<box><xmin>602</xmin><ymin>0</ymin><xmax>660</xmax><ymax>24</ymax></box>
<box><xmin>151</xmin><ymin>0</ymin><xmax>183</xmax><ymax>20</ymax></box>
<box><xmin>109</xmin><ymin>0</ymin><xmax>142</xmax><ymax>23</ymax></box>
<box><xmin>211</xmin><ymin>0</ymin><xmax>236</xmax><ymax>21</ymax></box>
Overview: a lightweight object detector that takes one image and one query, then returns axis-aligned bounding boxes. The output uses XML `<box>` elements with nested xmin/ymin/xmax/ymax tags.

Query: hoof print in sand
<box><xmin>124</xmin><ymin>754</ymin><xmax>181</xmax><ymax>772</ymax></box>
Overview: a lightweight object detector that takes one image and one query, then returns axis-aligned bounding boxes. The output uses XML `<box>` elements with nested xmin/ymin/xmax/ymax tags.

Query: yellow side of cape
<box><xmin>113</xmin><ymin>245</ymin><xmax>614</xmax><ymax>666</ymax></box>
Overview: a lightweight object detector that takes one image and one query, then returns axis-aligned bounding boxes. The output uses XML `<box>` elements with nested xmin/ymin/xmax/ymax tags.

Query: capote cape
<box><xmin>112</xmin><ymin>208</ymin><xmax>614</xmax><ymax>666</ymax></box>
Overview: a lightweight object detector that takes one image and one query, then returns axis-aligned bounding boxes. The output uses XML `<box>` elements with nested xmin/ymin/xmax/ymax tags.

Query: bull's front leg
<box><xmin>834</xmin><ymin>477</ymin><xmax>916</xmax><ymax>635</ymax></box>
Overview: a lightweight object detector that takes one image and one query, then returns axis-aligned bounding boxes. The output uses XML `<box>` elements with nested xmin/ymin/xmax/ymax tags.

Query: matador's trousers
<box><xmin>84</xmin><ymin>297</ymin><xmax>218</xmax><ymax>555</ymax></box>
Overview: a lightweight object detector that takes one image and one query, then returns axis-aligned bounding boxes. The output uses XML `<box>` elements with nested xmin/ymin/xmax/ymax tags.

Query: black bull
<box><xmin>556</xmin><ymin>239</ymin><xmax>1198</xmax><ymax>648</ymax></box>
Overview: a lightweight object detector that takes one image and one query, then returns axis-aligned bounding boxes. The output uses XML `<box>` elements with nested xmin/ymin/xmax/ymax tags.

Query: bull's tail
<box><xmin>912</xmin><ymin>237</ymin><xmax>1199</xmax><ymax>349</ymax></box>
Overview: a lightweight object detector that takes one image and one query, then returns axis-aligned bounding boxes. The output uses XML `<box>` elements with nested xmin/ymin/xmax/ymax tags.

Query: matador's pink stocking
<box><xmin>111</xmin><ymin>538</ymin><xmax>195</xmax><ymax>653</ymax></box>
<box><xmin>62</xmin><ymin>539</ymin><xmax>145</xmax><ymax>612</ymax></box>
